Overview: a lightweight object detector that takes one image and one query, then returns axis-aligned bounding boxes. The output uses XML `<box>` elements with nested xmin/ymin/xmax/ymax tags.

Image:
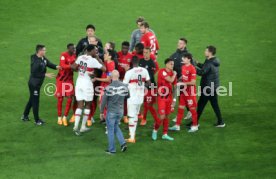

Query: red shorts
<box><xmin>55</xmin><ymin>80</ymin><xmax>74</xmax><ymax>97</ymax></box>
<box><xmin>179</xmin><ymin>94</ymin><xmax>197</xmax><ymax>108</ymax></box>
<box><xmin>144</xmin><ymin>88</ymin><xmax>157</xmax><ymax>105</ymax></box>
<box><xmin>157</xmin><ymin>97</ymin><xmax>172</xmax><ymax>115</ymax></box>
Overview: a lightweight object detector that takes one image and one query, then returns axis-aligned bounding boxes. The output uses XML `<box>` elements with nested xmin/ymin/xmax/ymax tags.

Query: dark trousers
<box><xmin>23</xmin><ymin>82</ymin><xmax>41</xmax><ymax>122</ymax></box>
<box><xmin>197</xmin><ymin>91</ymin><xmax>223</xmax><ymax>124</ymax></box>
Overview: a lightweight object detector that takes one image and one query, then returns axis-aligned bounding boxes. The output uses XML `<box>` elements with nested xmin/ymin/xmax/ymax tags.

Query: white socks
<box><xmin>81</xmin><ymin>109</ymin><xmax>90</xmax><ymax>129</ymax></box>
<box><xmin>74</xmin><ymin>108</ymin><xmax>82</xmax><ymax>129</ymax></box>
<box><xmin>128</xmin><ymin>116</ymin><xmax>138</xmax><ymax>139</ymax></box>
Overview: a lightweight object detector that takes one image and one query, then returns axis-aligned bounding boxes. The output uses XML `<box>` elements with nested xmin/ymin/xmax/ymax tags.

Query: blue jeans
<box><xmin>106</xmin><ymin>112</ymin><xmax>125</xmax><ymax>152</ymax></box>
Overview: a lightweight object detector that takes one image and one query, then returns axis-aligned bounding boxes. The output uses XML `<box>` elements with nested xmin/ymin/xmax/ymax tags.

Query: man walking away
<box><xmin>100</xmin><ymin>70</ymin><xmax>128</xmax><ymax>154</ymax></box>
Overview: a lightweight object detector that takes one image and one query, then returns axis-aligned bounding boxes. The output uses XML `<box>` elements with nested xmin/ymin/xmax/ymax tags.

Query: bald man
<box><xmin>100</xmin><ymin>70</ymin><xmax>128</xmax><ymax>154</ymax></box>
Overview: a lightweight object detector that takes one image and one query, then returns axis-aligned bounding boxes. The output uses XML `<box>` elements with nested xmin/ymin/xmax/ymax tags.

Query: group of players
<box><xmin>54</xmin><ymin>18</ymin><xmax>202</xmax><ymax>142</ymax></box>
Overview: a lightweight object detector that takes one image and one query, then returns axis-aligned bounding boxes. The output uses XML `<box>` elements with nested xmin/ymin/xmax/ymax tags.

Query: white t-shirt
<box><xmin>75</xmin><ymin>54</ymin><xmax>102</xmax><ymax>87</ymax></box>
<box><xmin>123</xmin><ymin>66</ymin><xmax>150</xmax><ymax>105</ymax></box>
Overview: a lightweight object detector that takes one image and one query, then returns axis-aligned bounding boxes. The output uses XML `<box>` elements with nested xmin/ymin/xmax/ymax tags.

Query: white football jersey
<box><xmin>75</xmin><ymin>54</ymin><xmax>102</xmax><ymax>87</ymax></box>
<box><xmin>123</xmin><ymin>66</ymin><xmax>150</xmax><ymax>105</ymax></box>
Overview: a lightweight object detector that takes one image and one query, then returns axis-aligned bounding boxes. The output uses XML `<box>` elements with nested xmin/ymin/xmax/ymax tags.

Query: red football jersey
<box><xmin>56</xmin><ymin>52</ymin><xmax>76</xmax><ymax>82</ymax></box>
<box><xmin>117</xmin><ymin>51</ymin><xmax>132</xmax><ymax>79</ymax></box>
<box><xmin>140</xmin><ymin>32</ymin><xmax>159</xmax><ymax>56</ymax></box>
<box><xmin>157</xmin><ymin>68</ymin><xmax>177</xmax><ymax>99</ymax></box>
<box><xmin>101</xmin><ymin>60</ymin><xmax>115</xmax><ymax>87</ymax></box>
<box><xmin>181</xmin><ymin>64</ymin><xmax>197</xmax><ymax>96</ymax></box>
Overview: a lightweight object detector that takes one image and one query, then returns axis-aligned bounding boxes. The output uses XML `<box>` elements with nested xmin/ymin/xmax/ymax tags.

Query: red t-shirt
<box><xmin>140</xmin><ymin>31</ymin><xmax>159</xmax><ymax>56</ymax></box>
<box><xmin>157</xmin><ymin>68</ymin><xmax>176</xmax><ymax>99</ymax></box>
<box><xmin>117</xmin><ymin>51</ymin><xmax>132</xmax><ymax>79</ymax></box>
<box><xmin>181</xmin><ymin>64</ymin><xmax>197</xmax><ymax>96</ymax></box>
<box><xmin>101</xmin><ymin>60</ymin><xmax>115</xmax><ymax>87</ymax></box>
<box><xmin>56</xmin><ymin>52</ymin><xmax>76</xmax><ymax>82</ymax></box>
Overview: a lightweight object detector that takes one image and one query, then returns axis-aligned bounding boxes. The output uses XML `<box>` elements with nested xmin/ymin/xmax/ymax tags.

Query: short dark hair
<box><xmin>36</xmin><ymin>44</ymin><xmax>45</xmax><ymax>53</ymax></box>
<box><xmin>140</xmin><ymin>21</ymin><xmax>149</xmax><ymax>28</ymax></box>
<box><xmin>132</xmin><ymin>56</ymin><xmax>139</xmax><ymax>66</ymax></box>
<box><xmin>107</xmin><ymin>49</ymin><xmax>116</xmax><ymax>60</ymax></box>
<box><xmin>183</xmin><ymin>53</ymin><xmax>193</xmax><ymax>60</ymax></box>
<box><xmin>122</xmin><ymin>41</ymin><xmax>130</xmax><ymax>47</ymax></box>
<box><xmin>86</xmin><ymin>44</ymin><xmax>96</xmax><ymax>52</ymax></box>
<box><xmin>86</xmin><ymin>24</ymin><xmax>95</xmax><ymax>31</ymax></box>
<box><xmin>67</xmin><ymin>43</ymin><xmax>74</xmax><ymax>49</ymax></box>
<box><xmin>164</xmin><ymin>58</ymin><xmax>174</xmax><ymax>65</ymax></box>
<box><xmin>135</xmin><ymin>43</ymin><xmax>144</xmax><ymax>50</ymax></box>
<box><xmin>206</xmin><ymin>45</ymin><xmax>216</xmax><ymax>55</ymax></box>
<box><xmin>136</xmin><ymin>16</ymin><xmax>145</xmax><ymax>24</ymax></box>
<box><xmin>179</xmin><ymin>38</ymin><xmax>188</xmax><ymax>44</ymax></box>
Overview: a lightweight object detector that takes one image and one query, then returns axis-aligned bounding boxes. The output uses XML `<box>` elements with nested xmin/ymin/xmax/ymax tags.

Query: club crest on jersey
<box><xmin>61</xmin><ymin>56</ymin><xmax>65</xmax><ymax>60</ymax></box>
<box><xmin>162</xmin><ymin>71</ymin><xmax>167</xmax><ymax>76</ymax></box>
<box><xmin>127</xmin><ymin>58</ymin><xmax>131</xmax><ymax>62</ymax></box>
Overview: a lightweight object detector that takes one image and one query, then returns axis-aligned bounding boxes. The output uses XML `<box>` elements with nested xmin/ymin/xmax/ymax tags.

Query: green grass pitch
<box><xmin>0</xmin><ymin>0</ymin><xmax>275</xmax><ymax>178</ymax></box>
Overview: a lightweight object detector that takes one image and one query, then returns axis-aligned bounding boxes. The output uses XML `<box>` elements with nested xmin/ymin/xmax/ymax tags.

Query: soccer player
<box><xmin>129</xmin><ymin>17</ymin><xmax>155</xmax><ymax>52</ymax></box>
<box><xmin>169</xmin><ymin>53</ymin><xmax>199</xmax><ymax>132</ymax></box>
<box><xmin>117</xmin><ymin>41</ymin><xmax>133</xmax><ymax>123</ymax></box>
<box><xmin>76</xmin><ymin>24</ymin><xmax>103</xmax><ymax>57</ymax></box>
<box><xmin>94</xmin><ymin>49</ymin><xmax>116</xmax><ymax>121</ymax></box>
<box><xmin>138</xmin><ymin>47</ymin><xmax>159</xmax><ymax>126</ymax></box>
<box><xmin>71</xmin><ymin>44</ymin><xmax>106</xmax><ymax>135</ymax></box>
<box><xmin>140</xmin><ymin>21</ymin><xmax>159</xmax><ymax>57</ymax></box>
<box><xmin>123</xmin><ymin>56</ymin><xmax>150</xmax><ymax>143</ymax></box>
<box><xmin>55</xmin><ymin>43</ymin><xmax>76</xmax><ymax>126</ymax></box>
<box><xmin>170</xmin><ymin>38</ymin><xmax>194</xmax><ymax>122</ymax></box>
<box><xmin>152</xmin><ymin>58</ymin><xmax>177</xmax><ymax>141</ymax></box>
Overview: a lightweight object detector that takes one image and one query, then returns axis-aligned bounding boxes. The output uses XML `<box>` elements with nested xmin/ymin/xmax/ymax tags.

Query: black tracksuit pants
<box><xmin>197</xmin><ymin>91</ymin><xmax>223</xmax><ymax>124</ymax></box>
<box><xmin>23</xmin><ymin>79</ymin><xmax>43</xmax><ymax>122</ymax></box>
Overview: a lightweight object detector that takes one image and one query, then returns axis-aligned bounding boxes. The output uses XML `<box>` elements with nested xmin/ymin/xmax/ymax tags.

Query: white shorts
<box><xmin>127</xmin><ymin>101</ymin><xmax>142</xmax><ymax>118</ymax></box>
<box><xmin>75</xmin><ymin>84</ymin><xmax>93</xmax><ymax>102</ymax></box>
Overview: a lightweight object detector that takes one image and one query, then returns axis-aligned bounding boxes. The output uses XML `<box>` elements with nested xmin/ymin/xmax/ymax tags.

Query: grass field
<box><xmin>0</xmin><ymin>0</ymin><xmax>276</xmax><ymax>178</ymax></box>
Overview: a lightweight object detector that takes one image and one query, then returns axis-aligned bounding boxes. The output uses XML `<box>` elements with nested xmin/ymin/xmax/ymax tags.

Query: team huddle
<box><xmin>40</xmin><ymin>17</ymin><xmax>225</xmax><ymax>145</ymax></box>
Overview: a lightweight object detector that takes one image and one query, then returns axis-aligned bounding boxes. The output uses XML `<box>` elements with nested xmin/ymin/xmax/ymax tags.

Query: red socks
<box><xmin>143</xmin><ymin>103</ymin><xmax>149</xmax><ymax>120</ymax></box>
<box><xmin>64</xmin><ymin>98</ymin><xmax>72</xmax><ymax>117</ymax></box>
<box><xmin>176</xmin><ymin>108</ymin><xmax>185</xmax><ymax>126</ymax></box>
<box><xmin>163</xmin><ymin>118</ymin><xmax>169</xmax><ymax>134</ymax></box>
<box><xmin>57</xmin><ymin>97</ymin><xmax>63</xmax><ymax>117</ymax></box>
<box><xmin>190</xmin><ymin>109</ymin><xmax>198</xmax><ymax>126</ymax></box>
